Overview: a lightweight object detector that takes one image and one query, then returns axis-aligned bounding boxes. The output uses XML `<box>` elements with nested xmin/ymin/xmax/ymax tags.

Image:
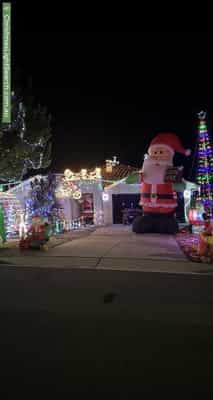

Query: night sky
<box><xmin>9</xmin><ymin>5</ymin><xmax>213</xmax><ymax>179</ymax></box>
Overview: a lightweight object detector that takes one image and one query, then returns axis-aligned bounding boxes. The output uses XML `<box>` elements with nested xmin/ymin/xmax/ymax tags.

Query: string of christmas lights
<box><xmin>0</xmin><ymin>192</ymin><xmax>23</xmax><ymax>238</ymax></box>
<box><xmin>196</xmin><ymin>111</ymin><xmax>213</xmax><ymax>218</ymax></box>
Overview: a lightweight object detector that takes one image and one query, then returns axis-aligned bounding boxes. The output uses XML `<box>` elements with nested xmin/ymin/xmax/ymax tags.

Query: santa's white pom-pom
<box><xmin>185</xmin><ymin>149</ymin><xmax>191</xmax><ymax>156</ymax></box>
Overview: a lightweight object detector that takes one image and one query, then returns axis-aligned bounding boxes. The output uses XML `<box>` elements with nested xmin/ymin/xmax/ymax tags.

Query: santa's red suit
<box><xmin>139</xmin><ymin>132</ymin><xmax>191</xmax><ymax>215</ymax></box>
<box><xmin>140</xmin><ymin>177</ymin><xmax>177</xmax><ymax>214</ymax></box>
<box><xmin>133</xmin><ymin>132</ymin><xmax>191</xmax><ymax>234</ymax></box>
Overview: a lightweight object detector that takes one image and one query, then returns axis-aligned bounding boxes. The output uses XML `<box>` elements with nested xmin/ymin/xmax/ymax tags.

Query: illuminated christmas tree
<box><xmin>24</xmin><ymin>174</ymin><xmax>63</xmax><ymax>233</ymax></box>
<box><xmin>196</xmin><ymin>111</ymin><xmax>213</xmax><ymax>218</ymax></box>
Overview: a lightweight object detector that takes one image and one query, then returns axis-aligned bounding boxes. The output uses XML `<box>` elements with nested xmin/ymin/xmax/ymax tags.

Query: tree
<box><xmin>0</xmin><ymin>90</ymin><xmax>52</xmax><ymax>182</ymax></box>
<box><xmin>195</xmin><ymin>111</ymin><xmax>213</xmax><ymax>218</ymax></box>
<box><xmin>24</xmin><ymin>174</ymin><xmax>64</xmax><ymax>231</ymax></box>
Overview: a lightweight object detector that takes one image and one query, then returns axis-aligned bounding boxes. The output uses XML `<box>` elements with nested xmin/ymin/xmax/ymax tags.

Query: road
<box><xmin>1</xmin><ymin>266</ymin><xmax>213</xmax><ymax>396</ymax></box>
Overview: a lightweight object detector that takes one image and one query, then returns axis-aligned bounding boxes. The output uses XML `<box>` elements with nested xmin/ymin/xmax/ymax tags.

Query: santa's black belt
<box><xmin>141</xmin><ymin>193</ymin><xmax>174</xmax><ymax>199</ymax></box>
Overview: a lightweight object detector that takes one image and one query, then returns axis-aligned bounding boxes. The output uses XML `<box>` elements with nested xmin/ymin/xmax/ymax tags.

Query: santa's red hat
<box><xmin>148</xmin><ymin>133</ymin><xmax>191</xmax><ymax>156</ymax></box>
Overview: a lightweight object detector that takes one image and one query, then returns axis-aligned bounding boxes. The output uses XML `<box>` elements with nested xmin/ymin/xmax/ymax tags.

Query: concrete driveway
<box><xmin>0</xmin><ymin>225</ymin><xmax>211</xmax><ymax>272</ymax></box>
<box><xmin>49</xmin><ymin>225</ymin><xmax>186</xmax><ymax>261</ymax></box>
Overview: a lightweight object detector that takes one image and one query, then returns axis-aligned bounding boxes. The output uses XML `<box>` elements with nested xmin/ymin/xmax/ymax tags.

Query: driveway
<box><xmin>0</xmin><ymin>225</ymin><xmax>211</xmax><ymax>272</ymax></box>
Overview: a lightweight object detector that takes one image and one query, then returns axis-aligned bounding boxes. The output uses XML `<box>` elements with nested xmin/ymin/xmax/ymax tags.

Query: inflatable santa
<box><xmin>132</xmin><ymin>133</ymin><xmax>191</xmax><ymax>234</ymax></box>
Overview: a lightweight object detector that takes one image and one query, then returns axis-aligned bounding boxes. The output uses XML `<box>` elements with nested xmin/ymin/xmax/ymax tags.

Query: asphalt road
<box><xmin>1</xmin><ymin>266</ymin><xmax>213</xmax><ymax>396</ymax></box>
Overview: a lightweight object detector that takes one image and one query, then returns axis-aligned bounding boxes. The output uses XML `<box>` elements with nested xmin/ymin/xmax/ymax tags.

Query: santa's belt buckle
<box><xmin>151</xmin><ymin>193</ymin><xmax>157</xmax><ymax>199</ymax></box>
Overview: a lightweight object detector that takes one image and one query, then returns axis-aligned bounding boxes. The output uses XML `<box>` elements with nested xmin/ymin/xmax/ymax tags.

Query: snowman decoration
<box><xmin>132</xmin><ymin>132</ymin><xmax>191</xmax><ymax>234</ymax></box>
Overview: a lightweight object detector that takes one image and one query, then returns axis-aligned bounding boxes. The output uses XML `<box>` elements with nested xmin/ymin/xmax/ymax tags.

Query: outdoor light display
<box><xmin>72</xmin><ymin>190</ymin><xmax>82</xmax><ymax>200</ymax></box>
<box><xmin>64</xmin><ymin>167</ymin><xmax>102</xmax><ymax>182</ymax></box>
<box><xmin>106</xmin><ymin>156</ymin><xmax>119</xmax><ymax>172</ymax></box>
<box><xmin>0</xmin><ymin>205</ymin><xmax>6</xmax><ymax>243</ymax></box>
<box><xmin>0</xmin><ymin>192</ymin><xmax>23</xmax><ymax>238</ymax></box>
<box><xmin>188</xmin><ymin>208</ymin><xmax>198</xmax><ymax>224</ymax></box>
<box><xmin>56</xmin><ymin>168</ymin><xmax>102</xmax><ymax>200</ymax></box>
<box><xmin>55</xmin><ymin>173</ymin><xmax>82</xmax><ymax>199</ymax></box>
<box><xmin>183</xmin><ymin>190</ymin><xmax>191</xmax><ymax>223</ymax></box>
<box><xmin>196</xmin><ymin>111</ymin><xmax>213</xmax><ymax>218</ymax></box>
<box><xmin>24</xmin><ymin>175</ymin><xmax>59</xmax><ymax>227</ymax></box>
<box><xmin>55</xmin><ymin>180</ymin><xmax>81</xmax><ymax>199</ymax></box>
<box><xmin>19</xmin><ymin>211</ymin><xmax>27</xmax><ymax>239</ymax></box>
<box><xmin>102</xmin><ymin>192</ymin><xmax>109</xmax><ymax>201</ymax></box>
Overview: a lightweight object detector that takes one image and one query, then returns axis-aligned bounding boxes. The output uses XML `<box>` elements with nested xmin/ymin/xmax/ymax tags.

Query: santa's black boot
<box><xmin>132</xmin><ymin>215</ymin><xmax>155</xmax><ymax>233</ymax></box>
<box><xmin>154</xmin><ymin>214</ymin><xmax>178</xmax><ymax>234</ymax></box>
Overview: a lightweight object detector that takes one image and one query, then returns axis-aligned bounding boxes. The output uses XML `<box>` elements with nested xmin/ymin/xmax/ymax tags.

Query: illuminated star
<box><xmin>198</xmin><ymin>111</ymin><xmax>207</xmax><ymax>120</ymax></box>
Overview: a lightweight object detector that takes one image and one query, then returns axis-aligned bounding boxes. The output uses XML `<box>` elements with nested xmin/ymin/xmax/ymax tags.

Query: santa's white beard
<box><xmin>142</xmin><ymin>158</ymin><xmax>172</xmax><ymax>184</ymax></box>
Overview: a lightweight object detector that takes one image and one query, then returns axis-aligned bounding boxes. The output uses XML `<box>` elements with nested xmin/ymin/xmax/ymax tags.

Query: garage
<box><xmin>112</xmin><ymin>193</ymin><xmax>141</xmax><ymax>224</ymax></box>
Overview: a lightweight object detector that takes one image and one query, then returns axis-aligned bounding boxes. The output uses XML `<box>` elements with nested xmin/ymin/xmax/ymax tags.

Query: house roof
<box><xmin>101</xmin><ymin>163</ymin><xmax>138</xmax><ymax>185</ymax></box>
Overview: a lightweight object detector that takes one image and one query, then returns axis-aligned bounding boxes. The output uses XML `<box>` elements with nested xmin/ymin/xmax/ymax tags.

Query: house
<box><xmin>101</xmin><ymin>162</ymin><xmax>140</xmax><ymax>224</ymax></box>
<box><xmin>102</xmin><ymin>164</ymin><xmax>198</xmax><ymax>225</ymax></box>
<box><xmin>101</xmin><ymin>161</ymin><xmax>138</xmax><ymax>185</ymax></box>
<box><xmin>8</xmin><ymin>172</ymin><xmax>104</xmax><ymax>229</ymax></box>
<box><xmin>6</xmin><ymin>162</ymin><xmax>198</xmax><ymax>232</ymax></box>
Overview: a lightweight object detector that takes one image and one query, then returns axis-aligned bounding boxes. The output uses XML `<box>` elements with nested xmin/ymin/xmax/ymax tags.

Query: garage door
<box><xmin>112</xmin><ymin>194</ymin><xmax>141</xmax><ymax>224</ymax></box>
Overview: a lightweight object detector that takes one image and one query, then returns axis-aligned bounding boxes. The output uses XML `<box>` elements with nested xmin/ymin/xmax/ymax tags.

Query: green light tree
<box><xmin>195</xmin><ymin>111</ymin><xmax>213</xmax><ymax>218</ymax></box>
